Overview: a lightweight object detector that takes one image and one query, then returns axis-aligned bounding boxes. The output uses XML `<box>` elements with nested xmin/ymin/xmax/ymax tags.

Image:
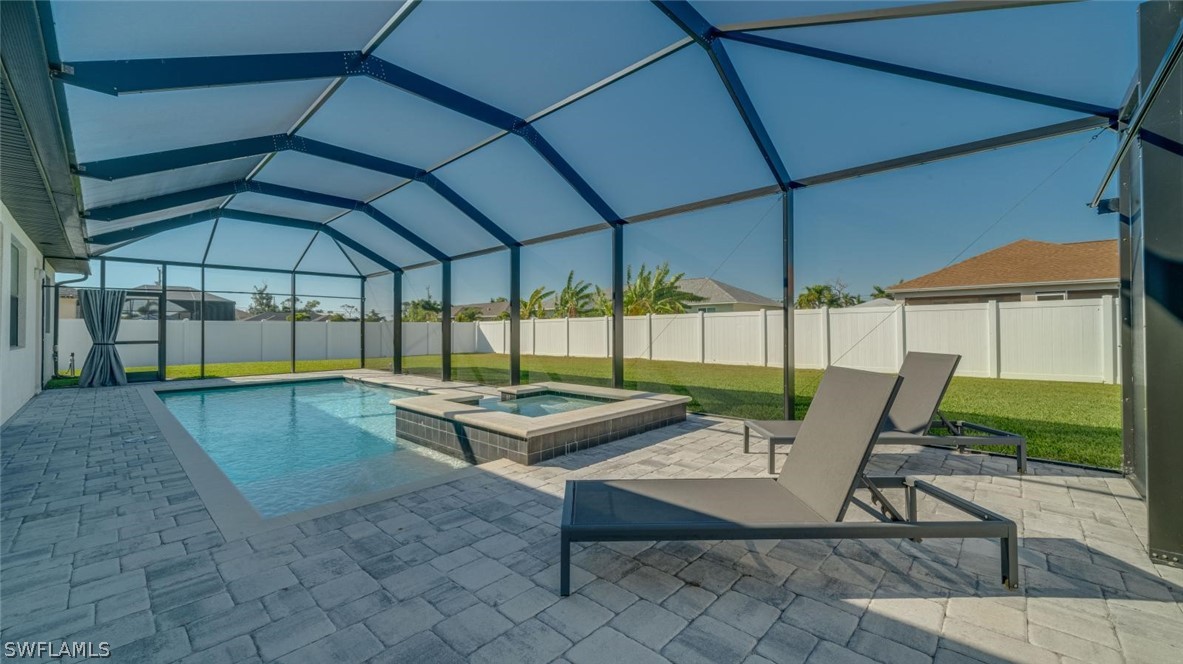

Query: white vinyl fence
<box><xmin>57</xmin><ymin>297</ymin><xmax>1119</xmax><ymax>384</ymax></box>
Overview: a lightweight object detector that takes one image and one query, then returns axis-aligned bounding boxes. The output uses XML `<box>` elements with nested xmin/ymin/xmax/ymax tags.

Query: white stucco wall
<box><xmin>1</xmin><ymin>200</ymin><xmax>53</xmax><ymax>424</ymax></box>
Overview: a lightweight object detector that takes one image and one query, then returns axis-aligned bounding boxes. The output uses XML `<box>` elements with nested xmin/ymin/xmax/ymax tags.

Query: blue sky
<box><xmin>78</xmin><ymin>1</ymin><xmax>1138</xmax><ymax>309</ymax></box>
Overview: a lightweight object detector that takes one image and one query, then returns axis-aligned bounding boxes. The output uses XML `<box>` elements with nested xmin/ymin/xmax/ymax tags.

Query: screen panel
<box><xmin>79</xmin><ymin>158</ymin><xmax>260</xmax><ymax>209</ymax></box>
<box><xmin>101</xmin><ymin>220</ymin><xmax>217</xmax><ymax>265</ymax></box>
<box><xmin>401</xmin><ymin>263</ymin><xmax>443</xmax><ymax>379</ymax></box>
<box><xmin>252</xmin><ymin>151</ymin><xmax>405</xmax><ymax>202</ymax></box>
<box><xmin>202</xmin><ymin>268</ymin><xmax>294</xmax><ymax>378</ymax></box>
<box><xmin>294</xmin><ymin>275</ymin><xmax>362</xmax><ymax>373</ymax></box>
<box><xmin>328</xmin><ymin>211</ymin><xmax>435</xmax><ymax>268</ymax></box>
<box><xmin>533</xmin><ymin>47</ymin><xmax>777</xmax><ymax>218</ymax></box>
<box><xmin>363</xmin><ymin>273</ymin><xmax>397</xmax><ymax>370</ymax></box>
<box><xmin>163</xmin><ymin>266</ymin><xmax>205</xmax><ymax>380</ymax></box>
<box><xmin>205</xmin><ymin>218</ymin><xmax>317</xmax><ymax>271</ymax></box>
<box><xmin>370</xmin><ymin>183</ymin><xmax>500</xmax><ymax>257</ymax></box>
<box><xmin>451</xmin><ymin>251</ymin><xmax>511</xmax><ymax>385</ymax></box>
<box><xmin>296</xmin><ymin>233</ymin><xmax>361</xmax><ymax>276</ymax></box>
<box><xmin>624</xmin><ymin>194</ymin><xmax>786</xmax><ymax>419</ymax></box>
<box><xmin>434</xmin><ymin>135</ymin><xmax>606</xmax><ymax>242</ymax></box>
<box><xmin>226</xmin><ymin>192</ymin><xmax>346</xmax><ymax>223</ymax></box>
<box><xmin>695</xmin><ymin>1</ymin><xmax>928</xmax><ymax>27</ymax></box>
<box><xmin>373</xmin><ymin>0</ymin><xmax>684</xmax><ymax>117</ymax></box>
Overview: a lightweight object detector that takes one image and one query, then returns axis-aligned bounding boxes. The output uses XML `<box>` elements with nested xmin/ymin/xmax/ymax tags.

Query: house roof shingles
<box><xmin>889</xmin><ymin>239</ymin><xmax>1118</xmax><ymax>293</ymax></box>
<box><xmin>678</xmin><ymin>278</ymin><xmax>780</xmax><ymax>307</ymax></box>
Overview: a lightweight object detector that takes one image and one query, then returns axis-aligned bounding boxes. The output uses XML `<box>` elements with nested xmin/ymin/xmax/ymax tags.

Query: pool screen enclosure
<box><xmin>1</xmin><ymin>1</ymin><xmax>1180</xmax><ymax>565</ymax></box>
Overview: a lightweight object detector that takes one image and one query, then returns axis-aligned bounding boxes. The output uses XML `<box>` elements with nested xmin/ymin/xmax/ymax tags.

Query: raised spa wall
<box><xmin>394</xmin><ymin>382</ymin><xmax>689</xmax><ymax>465</ymax></box>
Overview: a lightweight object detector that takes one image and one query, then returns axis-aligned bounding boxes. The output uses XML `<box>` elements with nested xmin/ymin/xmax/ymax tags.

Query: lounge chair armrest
<box><xmin>952</xmin><ymin>420</ymin><xmax>1025</xmax><ymax>440</ymax></box>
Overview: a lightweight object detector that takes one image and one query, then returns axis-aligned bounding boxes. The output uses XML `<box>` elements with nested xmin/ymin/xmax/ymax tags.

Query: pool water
<box><xmin>480</xmin><ymin>393</ymin><xmax>605</xmax><ymax>417</ymax></box>
<box><xmin>160</xmin><ymin>379</ymin><xmax>468</xmax><ymax>517</ymax></box>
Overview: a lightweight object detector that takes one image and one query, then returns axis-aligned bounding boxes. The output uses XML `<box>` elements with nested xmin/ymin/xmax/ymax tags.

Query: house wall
<box><xmin>687</xmin><ymin>303</ymin><xmax>775</xmax><ymax>313</ymax></box>
<box><xmin>1</xmin><ymin>200</ymin><xmax>54</xmax><ymax>424</ymax></box>
<box><xmin>898</xmin><ymin>284</ymin><xmax>1118</xmax><ymax>305</ymax></box>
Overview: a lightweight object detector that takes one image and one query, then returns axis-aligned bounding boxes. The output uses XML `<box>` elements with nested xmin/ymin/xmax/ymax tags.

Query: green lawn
<box><xmin>47</xmin><ymin>353</ymin><xmax>1121</xmax><ymax>469</ymax></box>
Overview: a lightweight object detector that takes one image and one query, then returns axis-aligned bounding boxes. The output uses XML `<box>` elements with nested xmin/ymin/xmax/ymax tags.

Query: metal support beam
<box><xmin>718</xmin><ymin>1</ymin><xmax>1079</xmax><ymax>32</ymax></box>
<box><xmin>798</xmin><ymin>116</ymin><xmax>1112</xmax><ymax>187</ymax></box>
<box><xmin>1135</xmin><ymin>0</ymin><xmax>1183</xmax><ymax>570</ymax></box>
<box><xmin>723</xmin><ymin>31</ymin><xmax>1114</xmax><ymax>119</ymax></box>
<box><xmin>782</xmin><ymin>191</ymin><xmax>795</xmax><ymax>418</ymax></box>
<box><xmin>158</xmin><ymin>264</ymin><xmax>167</xmax><ymax>381</ymax></box>
<box><xmin>360</xmin><ymin>276</ymin><xmax>367</xmax><ymax>369</ymax></box>
<box><xmin>1091</xmin><ymin>19</ymin><xmax>1183</xmax><ymax>206</ymax></box>
<box><xmin>510</xmin><ymin>245</ymin><xmax>521</xmax><ymax>385</ymax></box>
<box><xmin>612</xmin><ymin>225</ymin><xmax>625</xmax><ymax>388</ymax></box>
<box><xmin>441</xmin><ymin>260</ymin><xmax>452</xmax><ymax>382</ymax></box>
<box><xmin>393</xmin><ymin>271</ymin><xmax>403</xmax><ymax>374</ymax></box>
<box><xmin>200</xmin><ymin>267</ymin><xmax>205</xmax><ymax>379</ymax></box>
<box><xmin>83</xmin><ymin>179</ymin><xmax>448</xmax><ymax>262</ymax></box>
<box><xmin>652</xmin><ymin>1</ymin><xmax>791</xmax><ymax>188</ymax></box>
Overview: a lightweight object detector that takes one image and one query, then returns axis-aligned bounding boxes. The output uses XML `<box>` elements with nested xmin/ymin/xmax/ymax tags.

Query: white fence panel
<box><xmin>451</xmin><ymin>322</ymin><xmax>477</xmax><ymax>354</ymax></box>
<box><xmin>476</xmin><ymin>321</ymin><xmax>506</xmax><ymax>353</ymax></box>
<box><xmin>532</xmin><ymin>319</ymin><xmax>567</xmax><ymax>356</ymax></box>
<box><xmin>568</xmin><ymin>317</ymin><xmax>608</xmax><ymax>357</ymax></box>
<box><xmin>828</xmin><ymin>307</ymin><xmax>901</xmax><ymax>372</ymax></box>
<box><xmin>402</xmin><ymin>322</ymin><xmax>429</xmax><ymax>357</ymax></box>
<box><xmin>364</xmin><ymin>321</ymin><xmax>391</xmax><ymax>359</ymax></box>
<box><xmin>649</xmin><ymin>314</ymin><xmax>700</xmax><ymax>363</ymax></box>
<box><xmin>521</xmin><ymin>318</ymin><xmax>535</xmax><ymax>355</ymax></box>
<box><xmin>704</xmin><ymin>311</ymin><xmax>762</xmax><ymax>366</ymax></box>
<box><xmin>623</xmin><ymin>316</ymin><xmax>649</xmax><ymax>358</ymax></box>
<box><xmin>295</xmin><ymin>322</ymin><xmax>328</xmax><ymax>360</ymax></box>
<box><xmin>791</xmin><ymin>309</ymin><xmax>821</xmax><ymax>369</ymax></box>
<box><xmin>906</xmin><ymin>304</ymin><xmax>991</xmax><ymax>376</ymax></box>
<box><xmin>999</xmin><ymin>300</ymin><xmax>1105</xmax><ymax>382</ymax></box>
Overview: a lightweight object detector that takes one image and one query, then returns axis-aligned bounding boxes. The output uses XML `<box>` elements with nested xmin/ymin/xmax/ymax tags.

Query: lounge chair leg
<box><xmin>1001</xmin><ymin>524</ymin><xmax>1020</xmax><ymax>590</ymax></box>
<box><xmin>743</xmin><ymin>426</ymin><xmax>750</xmax><ymax>454</ymax></box>
<box><xmin>906</xmin><ymin>484</ymin><xmax>921</xmax><ymax>542</ymax></box>
<box><xmin>1017</xmin><ymin>440</ymin><xmax>1027</xmax><ymax>475</ymax></box>
<box><xmin>768</xmin><ymin>441</ymin><xmax>776</xmax><ymax>476</ymax></box>
<box><xmin>560</xmin><ymin>533</ymin><xmax>571</xmax><ymax>597</ymax></box>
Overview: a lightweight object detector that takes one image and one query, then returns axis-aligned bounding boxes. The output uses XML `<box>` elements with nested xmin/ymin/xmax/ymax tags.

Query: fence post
<box><xmin>698</xmin><ymin>310</ymin><xmax>706</xmax><ymax>364</ymax></box>
<box><xmin>820</xmin><ymin>307</ymin><xmax>831</xmax><ymax>369</ymax></box>
<box><xmin>1101</xmin><ymin>294</ymin><xmax>1116</xmax><ymax>384</ymax></box>
<box><xmin>604</xmin><ymin>316</ymin><xmax>611</xmax><ymax>359</ymax></box>
<box><xmin>760</xmin><ymin>309</ymin><xmax>768</xmax><ymax>367</ymax></box>
<box><xmin>645</xmin><ymin>314</ymin><xmax>653</xmax><ymax>360</ymax></box>
<box><xmin>895</xmin><ymin>304</ymin><xmax>907</xmax><ymax>369</ymax></box>
<box><xmin>987</xmin><ymin>300</ymin><xmax>1001</xmax><ymax>378</ymax></box>
<box><xmin>565</xmin><ymin>316</ymin><xmax>571</xmax><ymax>357</ymax></box>
<box><xmin>531</xmin><ymin>317</ymin><xmax>536</xmax><ymax>356</ymax></box>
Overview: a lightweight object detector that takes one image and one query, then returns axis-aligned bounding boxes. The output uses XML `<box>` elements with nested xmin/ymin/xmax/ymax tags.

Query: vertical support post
<box><xmin>782</xmin><ymin>191</ymin><xmax>795</xmax><ymax>419</ymax></box>
<box><xmin>820</xmin><ymin>306</ymin><xmax>831</xmax><ymax>369</ymax></box>
<box><xmin>895</xmin><ymin>303</ymin><xmax>907</xmax><ymax>370</ymax></box>
<box><xmin>612</xmin><ymin>224</ymin><xmax>625</xmax><ymax>388</ymax></box>
<box><xmin>441</xmin><ymin>260</ymin><xmax>452</xmax><ymax>381</ymax></box>
<box><xmin>199</xmin><ymin>267</ymin><xmax>205</xmax><ymax>379</ymax></box>
<box><xmin>760</xmin><ymin>308</ymin><xmax>768</xmax><ymax>367</ymax></box>
<box><xmin>158</xmin><ymin>264</ymin><xmax>167</xmax><ymax>381</ymax></box>
<box><xmin>392</xmin><ymin>271</ymin><xmax>403</xmax><ymax>374</ymax></box>
<box><xmin>987</xmin><ymin>299</ymin><xmax>1001</xmax><ymax>378</ymax></box>
<box><xmin>1118</xmin><ymin>113</ymin><xmax>1140</xmax><ymax>485</ymax></box>
<box><xmin>510</xmin><ymin>246</ymin><xmax>520</xmax><ymax>385</ymax></box>
<box><xmin>290</xmin><ymin>272</ymin><xmax>296</xmax><ymax>373</ymax></box>
<box><xmin>360</xmin><ymin>277</ymin><xmax>367</xmax><ymax>369</ymax></box>
<box><xmin>645</xmin><ymin>313</ymin><xmax>653</xmax><ymax>360</ymax></box>
<box><xmin>1101</xmin><ymin>294</ymin><xmax>1116</xmax><ymax>384</ymax></box>
<box><xmin>565</xmin><ymin>316</ymin><xmax>571</xmax><ymax>357</ymax></box>
<box><xmin>1138</xmin><ymin>0</ymin><xmax>1183</xmax><ymax>569</ymax></box>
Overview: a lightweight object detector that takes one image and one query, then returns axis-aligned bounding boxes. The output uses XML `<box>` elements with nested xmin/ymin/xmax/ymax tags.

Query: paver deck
<box><xmin>2</xmin><ymin>371</ymin><xmax>1180</xmax><ymax>663</ymax></box>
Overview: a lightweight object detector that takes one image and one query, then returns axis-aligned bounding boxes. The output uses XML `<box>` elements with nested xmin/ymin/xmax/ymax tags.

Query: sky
<box><xmin>68</xmin><ymin>0</ymin><xmax>1139</xmax><ymax>310</ymax></box>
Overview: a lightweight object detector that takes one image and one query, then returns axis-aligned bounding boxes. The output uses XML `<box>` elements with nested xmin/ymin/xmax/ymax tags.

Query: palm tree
<box><xmin>624</xmin><ymin>262</ymin><xmax>703</xmax><ymax>315</ymax></box>
<box><xmin>554</xmin><ymin>271</ymin><xmax>593</xmax><ymax>318</ymax></box>
<box><xmin>521</xmin><ymin>285</ymin><xmax>554</xmax><ymax>320</ymax></box>
<box><xmin>870</xmin><ymin>285</ymin><xmax>892</xmax><ymax>300</ymax></box>
<box><xmin>796</xmin><ymin>280</ymin><xmax>862</xmax><ymax>309</ymax></box>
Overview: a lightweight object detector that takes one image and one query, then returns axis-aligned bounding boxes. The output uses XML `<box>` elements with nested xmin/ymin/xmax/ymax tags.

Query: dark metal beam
<box><xmin>510</xmin><ymin>245</ymin><xmax>521</xmax><ymax>385</ymax></box>
<box><xmin>1090</xmin><ymin>19</ymin><xmax>1183</xmax><ymax>206</ymax></box>
<box><xmin>652</xmin><ymin>0</ymin><xmax>791</xmax><ymax>188</ymax></box>
<box><xmin>798</xmin><ymin>116</ymin><xmax>1112</xmax><ymax>187</ymax></box>
<box><xmin>393</xmin><ymin>271</ymin><xmax>403</xmax><ymax>373</ymax></box>
<box><xmin>718</xmin><ymin>0</ymin><xmax>1079</xmax><ymax>32</ymax></box>
<box><xmin>782</xmin><ymin>191</ymin><xmax>795</xmax><ymax>419</ymax></box>
<box><xmin>612</xmin><ymin>225</ymin><xmax>624</xmax><ymax>388</ymax></box>
<box><xmin>441</xmin><ymin>259</ymin><xmax>452</xmax><ymax>381</ymax></box>
<box><xmin>722</xmin><ymin>32</ymin><xmax>1115</xmax><ymax>119</ymax></box>
<box><xmin>83</xmin><ymin>179</ymin><xmax>447</xmax><ymax>262</ymax></box>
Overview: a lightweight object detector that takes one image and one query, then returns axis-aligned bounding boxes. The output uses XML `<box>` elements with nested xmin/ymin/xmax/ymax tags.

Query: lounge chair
<box><xmin>559</xmin><ymin>366</ymin><xmax>1020</xmax><ymax>596</ymax></box>
<box><xmin>744</xmin><ymin>352</ymin><xmax>1027</xmax><ymax>474</ymax></box>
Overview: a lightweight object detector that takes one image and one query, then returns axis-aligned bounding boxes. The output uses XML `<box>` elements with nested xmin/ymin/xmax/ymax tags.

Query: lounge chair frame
<box><xmin>744</xmin><ymin>414</ymin><xmax>1029</xmax><ymax>475</ymax></box>
<box><xmin>560</xmin><ymin>474</ymin><xmax>1020</xmax><ymax>596</ymax></box>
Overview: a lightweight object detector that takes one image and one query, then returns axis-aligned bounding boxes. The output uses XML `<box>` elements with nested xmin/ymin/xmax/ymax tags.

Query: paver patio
<box><xmin>2</xmin><ymin>371</ymin><xmax>1180</xmax><ymax>663</ymax></box>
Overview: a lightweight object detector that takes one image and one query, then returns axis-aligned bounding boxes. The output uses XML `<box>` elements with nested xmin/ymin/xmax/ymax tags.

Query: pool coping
<box><xmin>137</xmin><ymin>371</ymin><xmax>492</xmax><ymax>541</ymax></box>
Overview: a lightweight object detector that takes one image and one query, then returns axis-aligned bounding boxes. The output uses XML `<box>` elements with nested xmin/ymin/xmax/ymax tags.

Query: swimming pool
<box><xmin>479</xmin><ymin>393</ymin><xmax>604</xmax><ymax>417</ymax></box>
<box><xmin>159</xmin><ymin>379</ymin><xmax>469</xmax><ymax>518</ymax></box>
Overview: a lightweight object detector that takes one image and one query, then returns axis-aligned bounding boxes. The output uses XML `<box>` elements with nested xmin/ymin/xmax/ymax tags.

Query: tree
<box><xmin>554</xmin><ymin>270</ymin><xmax>593</xmax><ymax>318</ymax></box>
<box><xmin>402</xmin><ymin>298</ymin><xmax>441</xmax><ymax>322</ymax></box>
<box><xmin>249</xmin><ymin>284</ymin><xmax>279</xmax><ymax>314</ymax></box>
<box><xmin>454</xmin><ymin>307</ymin><xmax>481</xmax><ymax>322</ymax></box>
<box><xmin>521</xmin><ymin>286</ymin><xmax>553</xmax><ymax>320</ymax></box>
<box><xmin>364</xmin><ymin>309</ymin><xmax>385</xmax><ymax>322</ymax></box>
<box><xmin>623</xmin><ymin>262</ymin><xmax>703</xmax><ymax>315</ymax></box>
<box><xmin>795</xmin><ymin>280</ymin><xmax>863</xmax><ymax>309</ymax></box>
<box><xmin>339</xmin><ymin>304</ymin><xmax>359</xmax><ymax>320</ymax></box>
<box><xmin>870</xmin><ymin>285</ymin><xmax>892</xmax><ymax>300</ymax></box>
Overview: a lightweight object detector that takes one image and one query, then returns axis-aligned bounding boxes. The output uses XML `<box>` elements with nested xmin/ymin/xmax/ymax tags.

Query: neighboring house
<box><xmin>677</xmin><ymin>277</ymin><xmax>781</xmax><ymax>313</ymax></box>
<box><xmin>451</xmin><ymin>301</ymin><xmax>511</xmax><ymax>321</ymax></box>
<box><xmin>240</xmin><ymin>311</ymin><xmax>334</xmax><ymax>322</ymax></box>
<box><xmin>59</xmin><ymin>285</ymin><xmax>237</xmax><ymax>320</ymax></box>
<box><xmin>852</xmin><ymin>298</ymin><xmax>899</xmax><ymax>309</ymax></box>
<box><xmin>888</xmin><ymin>239</ymin><xmax>1118</xmax><ymax>305</ymax></box>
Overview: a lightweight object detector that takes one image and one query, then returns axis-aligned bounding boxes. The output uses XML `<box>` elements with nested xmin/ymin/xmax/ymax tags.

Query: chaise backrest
<box><xmin>778</xmin><ymin>366</ymin><xmax>902</xmax><ymax>522</ymax></box>
<box><xmin>883</xmin><ymin>352</ymin><xmax>960</xmax><ymax>435</ymax></box>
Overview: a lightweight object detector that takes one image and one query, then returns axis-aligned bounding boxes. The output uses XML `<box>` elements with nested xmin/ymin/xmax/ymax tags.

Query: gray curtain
<box><xmin>79</xmin><ymin>288</ymin><xmax>128</xmax><ymax>388</ymax></box>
